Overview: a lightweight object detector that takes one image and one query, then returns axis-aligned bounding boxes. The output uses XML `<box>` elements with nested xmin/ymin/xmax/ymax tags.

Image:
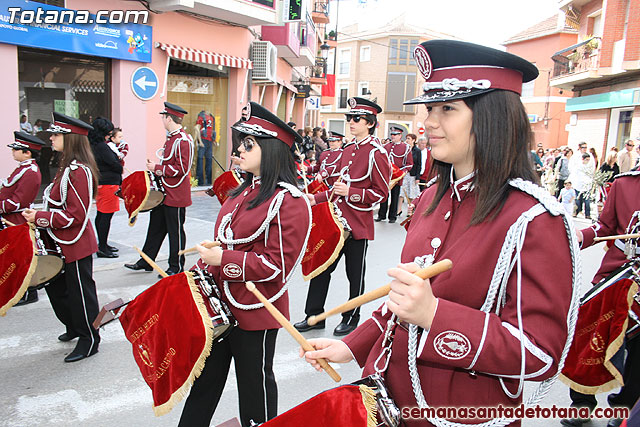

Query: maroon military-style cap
<box><xmin>389</xmin><ymin>126</ymin><xmax>404</xmax><ymax>135</ymax></box>
<box><xmin>47</xmin><ymin>112</ymin><xmax>94</xmax><ymax>136</ymax></box>
<box><xmin>347</xmin><ymin>97</ymin><xmax>382</xmax><ymax>115</ymax></box>
<box><xmin>231</xmin><ymin>102</ymin><xmax>302</xmax><ymax>148</ymax></box>
<box><xmin>159</xmin><ymin>102</ymin><xmax>188</xmax><ymax>118</ymax></box>
<box><xmin>405</xmin><ymin>39</ymin><xmax>539</xmax><ymax>105</ymax></box>
<box><xmin>9</xmin><ymin>131</ymin><xmax>46</xmax><ymax>151</ymax></box>
<box><xmin>327</xmin><ymin>131</ymin><xmax>344</xmax><ymax>141</ymax></box>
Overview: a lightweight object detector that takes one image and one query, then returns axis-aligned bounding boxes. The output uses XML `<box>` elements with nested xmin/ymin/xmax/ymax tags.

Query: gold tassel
<box><xmin>152</xmin><ymin>271</ymin><xmax>215</xmax><ymax>416</ymax></box>
<box><xmin>0</xmin><ymin>225</ymin><xmax>38</xmax><ymax>316</ymax></box>
<box><xmin>359</xmin><ymin>385</ymin><xmax>378</xmax><ymax>427</ymax></box>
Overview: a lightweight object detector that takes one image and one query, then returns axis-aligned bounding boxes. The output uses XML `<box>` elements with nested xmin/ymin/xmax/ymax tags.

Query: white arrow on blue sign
<box><xmin>131</xmin><ymin>67</ymin><xmax>159</xmax><ymax>101</ymax></box>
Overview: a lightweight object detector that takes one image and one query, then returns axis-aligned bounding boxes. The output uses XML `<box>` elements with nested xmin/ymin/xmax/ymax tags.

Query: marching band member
<box><xmin>308</xmin><ymin>130</ymin><xmax>344</xmax><ymax>187</ymax></box>
<box><xmin>1</xmin><ymin>131</ymin><xmax>44</xmax><ymax>305</ymax></box>
<box><xmin>562</xmin><ymin>169</ymin><xmax>640</xmax><ymax>427</ymax></box>
<box><xmin>125</xmin><ymin>102</ymin><xmax>194</xmax><ymax>276</ymax></box>
<box><xmin>295</xmin><ymin>97</ymin><xmax>391</xmax><ymax>336</ymax></box>
<box><xmin>377</xmin><ymin>126</ymin><xmax>413</xmax><ymax>223</ymax></box>
<box><xmin>302</xmin><ymin>40</ymin><xmax>579</xmax><ymax>426</ymax></box>
<box><xmin>23</xmin><ymin>113</ymin><xmax>101</xmax><ymax>363</ymax></box>
<box><xmin>179</xmin><ymin>103</ymin><xmax>311</xmax><ymax>427</ymax></box>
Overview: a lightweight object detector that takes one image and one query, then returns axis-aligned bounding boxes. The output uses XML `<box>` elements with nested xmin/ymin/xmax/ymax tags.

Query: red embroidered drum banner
<box><xmin>212</xmin><ymin>171</ymin><xmax>241</xmax><ymax>205</ymax></box>
<box><xmin>119</xmin><ymin>272</ymin><xmax>213</xmax><ymax>415</ymax></box>
<box><xmin>121</xmin><ymin>171</ymin><xmax>150</xmax><ymax>226</ymax></box>
<box><xmin>305</xmin><ymin>180</ymin><xmax>329</xmax><ymax>195</ymax></box>
<box><xmin>389</xmin><ymin>164</ymin><xmax>405</xmax><ymax>190</ymax></box>
<box><xmin>560</xmin><ymin>271</ymin><xmax>638</xmax><ymax>394</ymax></box>
<box><xmin>0</xmin><ymin>223</ymin><xmax>37</xmax><ymax>316</ymax></box>
<box><xmin>302</xmin><ymin>202</ymin><xmax>345</xmax><ymax>281</ymax></box>
<box><xmin>262</xmin><ymin>384</ymin><xmax>376</xmax><ymax>427</ymax></box>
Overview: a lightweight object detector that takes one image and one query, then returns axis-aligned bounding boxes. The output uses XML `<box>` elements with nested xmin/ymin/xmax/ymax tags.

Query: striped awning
<box><xmin>155</xmin><ymin>42</ymin><xmax>252</xmax><ymax>70</ymax></box>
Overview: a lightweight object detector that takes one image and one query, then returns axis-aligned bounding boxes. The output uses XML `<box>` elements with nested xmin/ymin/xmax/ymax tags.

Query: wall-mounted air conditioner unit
<box><xmin>251</xmin><ymin>41</ymin><xmax>278</xmax><ymax>83</ymax></box>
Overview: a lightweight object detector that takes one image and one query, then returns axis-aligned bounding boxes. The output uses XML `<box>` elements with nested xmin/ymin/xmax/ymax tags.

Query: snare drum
<box><xmin>30</xmin><ymin>228</ymin><xmax>65</xmax><ymax>289</ymax></box>
<box><xmin>140</xmin><ymin>171</ymin><xmax>165</xmax><ymax>212</ymax></box>
<box><xmin>191</xmin><ymin>268</ymin><xmax>236</xmax><ymax>341</ymax></box>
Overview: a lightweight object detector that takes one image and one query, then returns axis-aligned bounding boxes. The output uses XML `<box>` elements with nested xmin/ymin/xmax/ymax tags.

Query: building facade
<box><xmin>550</xmin><ymin>0</ymin><xmax>640</xmax><ymax>156</ymax></box>
<box><xmin>503</xmin><ymin>14</ymin><xmax>578</xmax><ymax>149</ymax></box>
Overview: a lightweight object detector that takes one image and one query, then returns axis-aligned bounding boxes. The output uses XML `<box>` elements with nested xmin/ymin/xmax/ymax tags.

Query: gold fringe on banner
<box><xmin>152</xmin><ymin>272</ymin><xmax>215</xmax><ymax>416</ymax></box>
<box><xmin>303</xmin><ymin>202</ymin><xmax>346</xmax><ymax>281</ymax></box>
<box><xmin>358</xmin><ymin>385</ymin><xmax>378</xmax><ymax>427</ymax></box>
<box><xmin>0</xmin><ymin>225</ymin><xmax>38</xmax><ymax>317</ymax></box>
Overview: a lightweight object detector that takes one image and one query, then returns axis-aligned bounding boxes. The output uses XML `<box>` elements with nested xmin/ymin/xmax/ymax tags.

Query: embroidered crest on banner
<box><xmin>414</xmin><ymin>45</ymin><xmax>432</xmax><ymax>81</ymax></box>
<box><xmin>223</xmin><ymin>263</ymin><xmax>242</xmax><ymax>279</ymax></box>
<box><xmin>433</xmin><ymin>330</ymin><xmax>471</xmax><ymax>360</ymax></box>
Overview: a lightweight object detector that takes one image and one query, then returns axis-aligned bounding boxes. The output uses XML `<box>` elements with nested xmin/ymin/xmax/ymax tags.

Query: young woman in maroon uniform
<box><xmin>178</xmin><ymin>102</ymin><xmax>311</xmax><ymax>427</ymax></box>
<box><xmin>302</xmin><ymin>40</ymin><xmax>580</xmax><ymax>426</ymax></box>
<box><xmin>23</xmin><ymin>112</ymin><xmax>100</xmax><ymax>363</ymax></box>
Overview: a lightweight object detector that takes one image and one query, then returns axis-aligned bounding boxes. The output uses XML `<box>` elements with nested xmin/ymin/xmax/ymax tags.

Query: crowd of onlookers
<box><xmin>532</xmin><ymin>138</ymin><xmax>640</xmax><ymax>219</ymax></box>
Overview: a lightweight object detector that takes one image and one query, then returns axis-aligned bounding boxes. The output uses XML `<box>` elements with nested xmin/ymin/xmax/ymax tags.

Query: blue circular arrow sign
<box><xmin>131</xmin><ymin>67</ymin><xmax>159</xmax><ymax>101</ymax></box>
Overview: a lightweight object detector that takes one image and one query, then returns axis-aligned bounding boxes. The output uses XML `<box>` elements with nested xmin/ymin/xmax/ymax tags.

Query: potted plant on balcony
<box><xmin>327</xmin><ymin>30</ymin><xmax>336</xmax><ymax>41</ymax></box>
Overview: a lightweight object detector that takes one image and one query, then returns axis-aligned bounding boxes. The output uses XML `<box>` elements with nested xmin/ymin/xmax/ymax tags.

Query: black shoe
<box><xmin>58</xmin><ymin>332</ymin><xmax>79</xmax><ymax>342</ymax></box>
<box><xmin>374</xmin><ymin>217</ymin><xmax>385</xmax><ymax>222</ymax></box>
<box><xmin>15</xmin><ymin>290</ymin><xmax>38</xmax><ymax>306</ymax></box>
<box><xmin>294</xmin><ymin>318</ymin><xmax>325</xmax><ymax>332</ymax></box>
<box><xmin>97</xmin><ymin>249</ymin><xmax>118</xmax><ymax>258</ymax></box>
<box><xmin>124</xmin><ymin>262</ymin><xmax>152</xmax><ymax>272</ymax></box>
<box><xmin>388</xmin><ymin>218</ymin><xmax>397</xmax><ymax>224</ymax></box>
<box><xmin>107</xmin><ymin>244</ymin><xmax>119</xmax><ymax>252</ymax></box>
<box><xmin>64</xmin><ymin>347</ymin><xmax>98</xmax><ymax>363</ymax></box>
<box><xmin>333</xmin><ymin>319</ymin><xmax>359</xmax><ymax>336</ymax></box>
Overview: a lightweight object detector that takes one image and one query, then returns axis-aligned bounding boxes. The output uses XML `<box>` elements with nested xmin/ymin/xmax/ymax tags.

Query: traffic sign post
<box><xmin>131</xmin><ymin>67</ymin><xmax>159</xmax><ymax>101</ymax></box>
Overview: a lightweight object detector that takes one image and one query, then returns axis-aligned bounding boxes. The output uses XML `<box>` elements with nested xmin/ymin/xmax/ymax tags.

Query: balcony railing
<box><xmin>552</xmin><ymin>37</ymin><xmax>601</xmax><ymax>78</ymax></box>
<box><xmin>313</xmin><ymin>1</ymin><xmax>329</xmax><ymax>15</ymax></box>
<box><xmin>312</xmin><ymin>57</ymin><xmax>327</xmax><ymax>78</ymax></box>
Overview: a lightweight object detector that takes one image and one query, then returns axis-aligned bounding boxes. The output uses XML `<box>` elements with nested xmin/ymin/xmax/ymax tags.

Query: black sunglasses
<box><xmin>345</xmin><ymin>114</ymin><xmax>365</xmax><ymax>123</ymax></box>
<box><xmin>240</xmin><ymin>137</ymin><xmax>257</xmax><ymax>152</ymax></box>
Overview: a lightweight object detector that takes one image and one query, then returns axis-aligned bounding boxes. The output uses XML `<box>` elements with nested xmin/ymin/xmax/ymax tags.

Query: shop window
<box><xmin>167</xmin><ymin>59</ymin><xmax>230</xmax><ymax>185</ymax></box>
<box><xmin>18</xmin><ymin>47</ymin><xmax>110</xmax><ymax>196</ymax></box>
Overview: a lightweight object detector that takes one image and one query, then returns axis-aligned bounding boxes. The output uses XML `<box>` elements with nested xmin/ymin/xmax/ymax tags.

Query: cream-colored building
<box><xmin>318</xmin><ymin>18</ymin><xmax>454</xmax><ymax>139</ymax></box>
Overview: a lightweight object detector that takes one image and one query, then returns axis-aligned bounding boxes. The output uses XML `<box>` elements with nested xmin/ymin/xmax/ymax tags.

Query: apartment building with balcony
<box><xmin>503</xmin><ymin>15</ymin><xmax>578</xmax><ymax>149</ymax></box>
<box><xmin>550</xmin><ymin>0</ymin><xmax>640</xmax><ymax>154</ymax></box>
<box><xmin>318</xmin><ymin>16</ymin><xmax>454</xmax><ymax>139</ymax></box>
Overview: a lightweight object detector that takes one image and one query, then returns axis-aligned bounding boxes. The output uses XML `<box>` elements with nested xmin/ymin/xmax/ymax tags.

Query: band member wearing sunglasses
<box><xmin>377</xmin><ymin>125</ymin><xmax>413</xmax><ymax>223</ymax></box>
<box><xmin>23</xmin><ymin>113</ymin><xmax>102</xmax><ymax>363</ymax></box>
<box><xmin>302</xmin><ymin>41</ymin><xmax>578</xmax><ymax>426</ymax></box>
<box><xmin>295</xmin><ymin>97</ymin><xmax>391</xmax><ymax>336</ymax></box>
<box><xmin>125</xmin><ymin>102</ymin><xmax>194</xmax><ymax>276</ymax></box>
<box><xmin>179</xmin><ymin>103</ymin><xmax>311</xmax><ymax>427</ymax></box>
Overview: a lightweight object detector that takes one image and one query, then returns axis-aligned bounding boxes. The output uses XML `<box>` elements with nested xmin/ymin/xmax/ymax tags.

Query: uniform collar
<box><xmin>450</xmin><ymin>169</ymin><xmax>476</xmax><ymax>202</ymax></box>
<box><xmin>251</xmin><ymin>176</ymin><xmax>261</xmax><ymax>189</ymax></box>
<box><xmin>354</xmin><ymin>135</ymin><xmax>372</xmax><ymax>148</ymax></box>
<box><xmin>19</xmin><ymin>159</ymin><xmax>36</xmax><ymax>166</ymax></box>
<box><xmin>168</xmin><ymin>126</ymin><xmax>182</xmax><ymax>136</ymax></box>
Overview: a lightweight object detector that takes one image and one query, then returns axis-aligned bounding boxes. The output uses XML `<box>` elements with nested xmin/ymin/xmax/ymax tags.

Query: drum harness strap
<box><xmin>217</xmin><ymin>182</ymin><xmax>311</xmax><ymax>311</ymax></box>
<box><xmin>43</xmin><ymin>161</ymin><xmax>93</xmax><ymax>246</ymax></box>
<box><xmin>380</xmin><ymin>178</ymin><xmax>582</xmax><ymax>427</ymax></box>
<box><xmin>155</xmin><ymin>130</ymin><xmax>194</xmax><ymax>189</ymax></box>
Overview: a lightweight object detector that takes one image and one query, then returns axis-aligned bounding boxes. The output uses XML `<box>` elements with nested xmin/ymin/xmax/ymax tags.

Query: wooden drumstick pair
<box><xmin>1</xmin><ymin>218</ymin><xmax>16</xmax><ymax>227</ymax></box>
<box><xmin>178</xmin><ymin>241</ymin><xmax>221</xmax><ymax>256</ymax></box>
<box><xmin>594</xmin><ymin>233</ymin><xmax>640</xmax><ymax>242</ymax></box>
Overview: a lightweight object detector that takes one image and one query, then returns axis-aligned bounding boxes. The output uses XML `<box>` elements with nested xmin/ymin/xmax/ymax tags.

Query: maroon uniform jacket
<box><xmin>384</xmin><ymin>141</ymin><xmax>413</xmax><ymax>173</ymax></box>
<box><xmin>35</xmin><ymin>161</ymin><xmax>98</xmax><ymax>262</ymax></box>
<box><xmin>313</xmin><ymin>135</ymin><xmax>391</xmax><ymax>240</ymax></box>
<box><xmin>0</xmin><ymin>159</ymin><xmax>41</xmax><ymax>225</ymax></box>
<box><xmin>195</xmin><ymin>179</ymin><xmax>311</xmax><ymax>331</ymax></box>
<box><xmin>309</xmin><ymin>148</ymin><xmax>343</xmax><ymax>187</ymax></box>
<box><xmin>580</xmin><ymin>171</ymin><xmax>640</xmax><ymax>283</ymax></box>
<box><xmin>153</xmin><ymin>127</ymin><xmax>193</xmax><ymax>208</ymax></box>
<box><xmin>344</xmin><ymin>174</ymin><xmax>574</xmax><ymax>425</ymax></box>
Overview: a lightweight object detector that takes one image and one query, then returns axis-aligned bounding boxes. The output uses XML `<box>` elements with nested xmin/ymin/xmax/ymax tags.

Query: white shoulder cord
<box><xmin>160</xmin><ymin>133</ymin><xmax>194</xmax><ymax>189</ymax></box>
<box><xmin>45</xmin><ymin>162</ymin><xmax>94</xmax><ymax>246</ymax></box>
<box><xmin>1</xmin><ymin>165</ymin><xmax>32</xmax><ymax>188</ymax></box>
<box><xmin>221</xmin><ymin>183</ymin><xmax>310</xmax><ymax>310</ymax></box>
<box><xmin>406</xmin><ymin>178</ymin><xmax>581</xmax><ymax>427</ymax></box>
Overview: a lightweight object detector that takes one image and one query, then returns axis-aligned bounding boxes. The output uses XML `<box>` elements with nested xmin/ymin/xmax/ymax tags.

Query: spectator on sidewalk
<box><xmin>555</xmin><ymin>147</ymin><xmax>572</xmax><ymax>197</ymax></box>
<box><xmin>558</xmin><ymin>180</ymin><xmax>576</xmax><ymax>217</ymax></box>
<box><xmin>572</xmin><ymin>153</ymin><xmax>593</xmax><ymax>219</ymax></box>
<box><xmin>617</xmin><ymin>139</ymin><xmax>638</xmax><ymax>173</ymax></box>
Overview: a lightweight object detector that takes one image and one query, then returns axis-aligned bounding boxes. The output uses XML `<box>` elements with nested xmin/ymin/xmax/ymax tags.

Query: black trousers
<box><xmin>46</xmin><ymin>255</ymin><xmax>100</xmax><ymax>355</ymax></box>
<box><xmin>377</xmin><ymin>185</ymin><xmax>401</xmax><ymax>221</ymax></box>
<box><xmin>179</xmin><ymin>328</ymin><xmax>279</xmax><ymax>427</ymax></box>
<box><xmin>138</xmin><ymin>205</ymin><xmax>186</xmax><ymax>272</ymax></box>
<box><xmin>305</xmin><ymin>237</ymin><xmax>368</xmax><ymax>323</ymax></box>
<box><xmin>570</xmin><ymin>336</ymin><xmax>640</xmax><ymax>410</ymax></box>
<box><xmin>94</xmin><ymin>211</ymin><xmax>114</xmax><ymax>251</ymax></box>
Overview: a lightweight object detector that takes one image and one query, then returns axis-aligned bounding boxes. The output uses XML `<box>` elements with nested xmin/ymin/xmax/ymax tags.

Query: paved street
<box><xmin>0</xmin><ymin>191</ymin><xmax>613</xmax><ymax>427</ymax></box>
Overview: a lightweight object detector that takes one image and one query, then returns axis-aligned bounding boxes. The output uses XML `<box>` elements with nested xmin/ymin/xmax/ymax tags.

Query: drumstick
<box><xmin>328</xmin><ymin>176</ymin><xmax>343</xmax><ymax>202</ymax></box>
<box><xmin>134</xmin><ymin>246</ymin><xmax>168</xmax><ymax>278</ymax></box>
<box><xmin>178</xmin><ymin>240</ymin><xmax>221</xmax><ymax>256</ymax></box>
<box><xmin>594</xmin><ymin>233</ymin><xmax>640</xmax><ymax>242</ymax></box>
<box><xmin>308</xmin><ymin>259</ymin><xmax>453</xmax><ymax>326</ymax></box>
<box><xmin>245</xmin><ymin>282</ymin><xmax>342</xmax><ymax>383</ymax></box>
<box><xmin>1</xmin><ymin>218</ymin><xmax>16</xmax><ymax>227</ymax></box>
<box><xmin>399</xmin><ymin>214</ymin><xmax>412</xmax><ymax>228</ymax></box>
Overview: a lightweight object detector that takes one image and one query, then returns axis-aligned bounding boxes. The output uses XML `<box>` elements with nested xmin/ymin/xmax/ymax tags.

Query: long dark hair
<box><xmin>88</xmin><ymin>117</ymin><xmax>114</xmax><ymax>146</ymax></box>
<box><xmin>59</xmin><ymin>133</ymin><xmax>99</xmax><ymax>197</ymax></box>
<box><xmin>228</xmin><ymin>136</ymin><xmax>298</xmax><ymax>209</ymax></box>
<box><xmin>425</xmin><ymin>90</ymin><xmax>538</xmax><ymax>225</ymax></box>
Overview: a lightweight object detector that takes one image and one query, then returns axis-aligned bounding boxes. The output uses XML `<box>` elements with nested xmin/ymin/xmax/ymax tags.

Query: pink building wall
<box><xmin>0</xmin><ymin>44</ymin><xmax>20</xmax><ymax>175</ymax></box>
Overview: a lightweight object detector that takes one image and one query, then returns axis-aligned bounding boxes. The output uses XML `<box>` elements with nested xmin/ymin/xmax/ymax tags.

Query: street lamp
<box><xmin>319</xmin><ymin>42</ymin><xmax>330</xmax><ymax>75</ymax></box>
